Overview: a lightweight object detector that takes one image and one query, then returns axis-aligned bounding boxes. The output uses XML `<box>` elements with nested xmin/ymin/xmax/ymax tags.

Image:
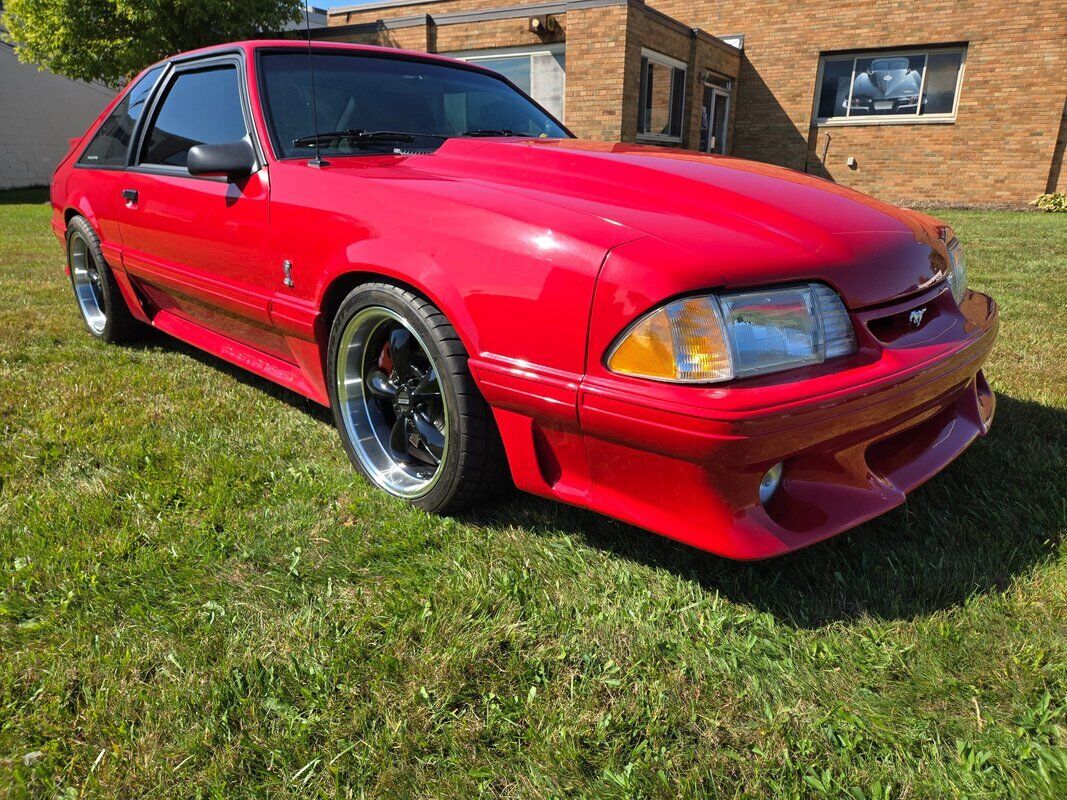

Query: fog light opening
<box><xmin>759</xmin><ymin>462</ymin><xmax>784</xmax><ymax>505</ymax></box>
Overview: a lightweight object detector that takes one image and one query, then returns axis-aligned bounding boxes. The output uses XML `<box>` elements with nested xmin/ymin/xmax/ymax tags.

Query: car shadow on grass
<box><xmin>463</xmin><ymin>394</ymin><xmax>1066</xmax><ymax>628</ymax></box>
<box><xmin>0</xmin><ymin>186</ymin><xmax>50</xmax><ymax>205</ymax></box>
<box><xmin>124</xmin><ymin>330</ymin><xmax>1063</xmax><ymax>628</ymax></box>
<box><xmin>122</xmin><ymin>328</ymin><xmax>336</xmax><ymax>425</ymax></box>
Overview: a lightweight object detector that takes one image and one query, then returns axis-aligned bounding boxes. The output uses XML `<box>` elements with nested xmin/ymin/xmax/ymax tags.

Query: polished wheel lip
<box><xmin>336</xmin><ymin>306</ymin><xmax>449</xmax><ymax>498</ymax></box>
<box><xmin>69</xmin><ymin>233</ymin><xmax>107</xmax><ymax>335</ymax></box>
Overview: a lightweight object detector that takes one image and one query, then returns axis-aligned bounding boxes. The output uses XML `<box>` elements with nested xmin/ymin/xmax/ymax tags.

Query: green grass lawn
<box><xmin>0</xmin><ymin>187</ymin><xmax>1064</xmax><ymax>799</ymax></box>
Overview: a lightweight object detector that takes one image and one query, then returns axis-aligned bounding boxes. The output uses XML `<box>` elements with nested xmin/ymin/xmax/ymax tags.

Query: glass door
<box><xmin>701</xmin><ymin>85</ymin><xmax>730</xmax><ymax>154</ymax></box>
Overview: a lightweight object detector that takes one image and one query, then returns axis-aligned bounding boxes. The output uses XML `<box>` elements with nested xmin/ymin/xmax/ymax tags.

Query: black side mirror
<box><xmin>187</xmin><ymin>138</ymin><xmax>256</xmax><ymax>180</ymax></box>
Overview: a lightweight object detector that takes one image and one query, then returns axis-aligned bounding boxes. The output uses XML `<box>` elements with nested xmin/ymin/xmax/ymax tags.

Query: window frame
<box><xmin>812</xmin><ymin>45</ymin><xmax>968</xmax><ymax>127</ymax></box>
<box><xmin>637</xmin><ymin>48</ymin><xmax>688</xmax><ymax>144</ymax></box>
<box><xmin>131</xmin><ymin>53</ymin><xmax>263</xmax><ymax>179</ymax></box>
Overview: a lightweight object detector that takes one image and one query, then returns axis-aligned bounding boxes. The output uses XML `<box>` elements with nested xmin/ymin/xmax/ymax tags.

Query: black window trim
<box><xmin>129</xmin><ymin>51</ymin><xmax>266</xmax><ymax>181</ymax></box>
<box><xmin>73</xmin><ymin>63</ymin><xmax>170</xmax><ymax>172</ymax></box>
<box><xmin>253</xmin><ymin>45</ymin><xmax>575</xmax><ymax>163</ymax></box>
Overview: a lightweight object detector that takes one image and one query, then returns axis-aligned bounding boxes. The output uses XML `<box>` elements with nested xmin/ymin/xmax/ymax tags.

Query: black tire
<box><xmin>65</xmin><ymin>215</ymin><xmax>142</xmax><ymax>343</ymax></box>
<box><xmin>327</xmin><ymin>282</ymin><xmax>510</xmax><ymax>513</ymax></box>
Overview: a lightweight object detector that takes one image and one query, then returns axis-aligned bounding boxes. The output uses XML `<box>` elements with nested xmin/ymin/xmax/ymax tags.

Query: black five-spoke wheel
<box><xmin>366</xmin><ymin>325</ymin><xmax>447</xmax><ymax>476</ymax></box>
<box><xmin>328</xmin><ymin>283</ymin><xmax>509</xmax><ymax>513</ymax></box>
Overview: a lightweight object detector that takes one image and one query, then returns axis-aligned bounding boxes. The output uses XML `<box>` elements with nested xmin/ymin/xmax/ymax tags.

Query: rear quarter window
<box><xmin>79</xmin><ymin>66</ymin><xmax>164</xmax><ymax>167</ymax></box>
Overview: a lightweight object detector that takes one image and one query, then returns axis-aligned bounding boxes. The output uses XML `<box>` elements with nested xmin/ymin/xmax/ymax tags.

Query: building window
<box><xmin>450</xmin><ymin>45</ymin><xmax>566</xmax><ymax>122</ymax></box>
<box><xmin>638</xmin><ymin>49</ymin><xmax>687</xmax><ymax>142</ymax></box>
<box><xmin>815</xmin><ymin>46</ymin><xmax>966</xmax><ymax>124</ymax></box>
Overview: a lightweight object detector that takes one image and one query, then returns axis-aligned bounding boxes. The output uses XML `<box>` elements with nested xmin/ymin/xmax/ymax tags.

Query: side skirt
<box><xmin>151</xmin><ymin>309</ymin><xmax>328</xmax><ymax>405</ymax></box>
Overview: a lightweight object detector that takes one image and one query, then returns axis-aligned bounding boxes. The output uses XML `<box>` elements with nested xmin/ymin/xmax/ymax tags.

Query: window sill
<box><xmin>637</xmin><ymin>134</ymin><xmax>684</xmax><ymax>144</ymax></box>
<box><xmin>813</xmin><ymin>116</ymin><xmax>957</xmax><ymax>128</ymax></box>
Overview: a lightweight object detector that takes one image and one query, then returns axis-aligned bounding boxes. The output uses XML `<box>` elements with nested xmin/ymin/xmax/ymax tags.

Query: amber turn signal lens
<box><xmin>607</xmin><ymin>297</ymin><xmax>733</xmax><ymax>382</ymax></box>
<box><xmin>606</xmin><ymin>305</ymin><xmax>677</xmax><ymax>380</ymax></box>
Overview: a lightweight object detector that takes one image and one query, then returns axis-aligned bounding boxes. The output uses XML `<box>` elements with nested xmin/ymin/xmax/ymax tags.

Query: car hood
<box><xmin>407</xmin><ymin>138</ymin><xmax>949</xmax><ymax>308</ymax></box>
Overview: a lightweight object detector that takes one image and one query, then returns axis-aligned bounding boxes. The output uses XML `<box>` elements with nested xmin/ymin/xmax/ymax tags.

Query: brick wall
<box><xmin>646</xmin><ymin>0</ymin><xmax>1067</xmax><ymax>205</ymax></box>
<box><xmin>325</xmin><ymin>0</ymin><xmax>740</xmax><ymax>151</ymax></box>
<box><xmin>434</xmin><ymin>18</ymin><xmax>565</xmax><ymax>52</ymax></box>
<box><xmin>624</xmin><ymin>6</ymin><xmax>691</xmax><ymax>144</ymax></box>
<box><xmin>564</xmin><ymin>4</ymin><xmax>632</xmax><ymax>141</ymax></box>
<box><xmin>1053</xmin><ymin>103</ymin><xmax>1067</xmax><ymax>193</ymax></box>
<box><xmin>329</xmin><ymin>0</ymin><xmax>505</xmax><ymax>25</ymax></box>
<box><xmin>622</xmin><ymin>7</ymin><xmax>740</xmax><ymax>149</ymax></box>
<box><xmin>693</xmin><ymin>37</ymin><xmax>741</xmax><ymax>153</ymax></box>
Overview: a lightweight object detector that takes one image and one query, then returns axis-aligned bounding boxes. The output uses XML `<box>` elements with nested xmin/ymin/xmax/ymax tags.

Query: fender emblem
<box><xmin>909</xmin><ymin>307</ymin><xmax>926</xmax><ymax>327</ymax></box>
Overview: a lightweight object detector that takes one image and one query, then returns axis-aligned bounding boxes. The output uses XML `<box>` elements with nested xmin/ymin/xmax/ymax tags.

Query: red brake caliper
<box><xmin>378</xmin><ymin>341</ymin><xmax>393</xmax><ymax>374</ymax></box>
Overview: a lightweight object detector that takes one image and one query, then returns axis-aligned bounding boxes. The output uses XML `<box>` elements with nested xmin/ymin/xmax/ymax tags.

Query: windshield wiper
<box><xmin>292</xmin><ymin>129</ymin><xmax>443</xmax><ymax>148</ymax></box>
<box><xmin>460</xmin><ymin>129</ymin><xmax>523</xmax><ymax>137</ymax></box>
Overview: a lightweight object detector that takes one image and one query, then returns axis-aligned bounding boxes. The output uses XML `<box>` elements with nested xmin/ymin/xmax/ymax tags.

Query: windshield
<box><xmin>869</xmin><ymin>58</ymin><xmax>911</xmax><ymax>73</ymax></box>
<box><xmin>259</xmin><ymin>50</ymin><xmax>570</xmax><ymax>158</ymax></box>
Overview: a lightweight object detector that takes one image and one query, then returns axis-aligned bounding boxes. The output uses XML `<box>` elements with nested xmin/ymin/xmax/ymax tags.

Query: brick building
<box><xmin>321</xmin><ymin>0</ymin><xmax>1066</xmax><ymax>206</ymax></box>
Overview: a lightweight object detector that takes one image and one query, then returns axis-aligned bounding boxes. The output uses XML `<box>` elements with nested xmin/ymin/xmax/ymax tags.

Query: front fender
<box><xmin>269</xmin><ymin>162</ymin><xmax>614</xmax><ymax>380</ymax></box>
<box><xmin>267</xmin><ymin>160</ymin><xmax>618</xmax><ymax>493</ymax></box>
<box><xmin>318</xmin><ymin>237</ymin><xmax>483</xmax><ymax>361</ymax></box>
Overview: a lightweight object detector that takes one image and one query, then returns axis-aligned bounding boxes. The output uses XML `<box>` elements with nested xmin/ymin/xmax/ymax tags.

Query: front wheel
<box><xmin>327</xmin><ymin>282</ymin><xmax>509</xmax><ymax>513</ymax></box>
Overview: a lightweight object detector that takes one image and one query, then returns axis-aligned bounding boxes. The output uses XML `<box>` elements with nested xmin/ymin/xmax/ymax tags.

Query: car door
<box><xmin>117</xmin><ymin>56</ymin><xmax>287</xmax><ymax>360</ymax></box>
<box><xmin>69</xmin><ymin>64</ymin><xmax>166</xmax><ymax>272</ymax></box>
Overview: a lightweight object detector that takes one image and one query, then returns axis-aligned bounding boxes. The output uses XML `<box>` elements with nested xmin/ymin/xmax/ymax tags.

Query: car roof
<box><xmin>157</xmin><ymin>39</ymin><xmax>492</xmax><ymax>74</ymax></box>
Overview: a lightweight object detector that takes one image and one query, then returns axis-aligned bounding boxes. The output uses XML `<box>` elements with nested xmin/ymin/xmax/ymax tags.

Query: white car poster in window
<box><xmin>849</xmin><ymin>56</ymin><xmax>924</xmax><ymax>115</ymax></box>
<box><xmin>816</xmin><ymin>49</ymin><xmax>964</xmax><ymax>121</ymax></box>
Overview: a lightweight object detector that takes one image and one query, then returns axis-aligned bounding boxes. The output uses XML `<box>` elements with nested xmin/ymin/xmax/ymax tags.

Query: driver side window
<box><xmin>141</xmin><ymin>65</ymin><xmax>247</xmax><ymax>168</ymax></box>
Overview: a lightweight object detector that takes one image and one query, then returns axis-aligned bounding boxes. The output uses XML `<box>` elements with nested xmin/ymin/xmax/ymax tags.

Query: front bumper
<box><xmin>848</xmin><ymin>97</ymin><xmax>920</xmax><ymax>115</ymax></box>
<box><xmin>577</xmin><ymin>287</ymin><xmax>999</xmax><ymax>559</ymax></box>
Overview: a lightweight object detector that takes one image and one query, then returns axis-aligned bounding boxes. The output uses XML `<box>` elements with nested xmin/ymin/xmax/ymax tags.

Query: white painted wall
<box><xmin>0</xmin><ymin>42</ymin><xmax>115</xmax><ymax>189</ymax></box>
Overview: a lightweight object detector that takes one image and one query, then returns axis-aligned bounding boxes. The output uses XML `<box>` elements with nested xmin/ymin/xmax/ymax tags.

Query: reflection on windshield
<box><xmin>261</xmin><ymin>52</ymin><xmax>570</xmax><ymax>158</ymax></box>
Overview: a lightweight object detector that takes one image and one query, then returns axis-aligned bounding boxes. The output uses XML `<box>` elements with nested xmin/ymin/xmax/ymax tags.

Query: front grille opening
<box><xmin>865</xmin><ymin>401</ymin><xmax>957</xmax><ymax>481</ymax></box>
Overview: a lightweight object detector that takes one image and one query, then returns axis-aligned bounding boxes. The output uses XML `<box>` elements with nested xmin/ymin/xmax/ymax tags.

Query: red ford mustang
<box><xmin>50</xmin><ymin>41</ymin><xmax>998</xmax><ymax>559</ymax></box>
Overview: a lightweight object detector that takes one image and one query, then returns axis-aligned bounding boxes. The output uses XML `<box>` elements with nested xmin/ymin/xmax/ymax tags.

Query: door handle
<box><xmin>122</xmin><ymin>189</ymin><xmax>138</xmax><ymax>205</ymax></box>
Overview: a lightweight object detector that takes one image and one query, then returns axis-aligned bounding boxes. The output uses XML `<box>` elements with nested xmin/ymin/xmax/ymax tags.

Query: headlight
<box><xmin>946</xmin><ymin>237</ymin><xmax>967</xmax><ymax>304</ymax></box>
<box><xmin>607</xmin><ymin>283</ymin><xmax>857</xmax><ymax>384</ymax></box>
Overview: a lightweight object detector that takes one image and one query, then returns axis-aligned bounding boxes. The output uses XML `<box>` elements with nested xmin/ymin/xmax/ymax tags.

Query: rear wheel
<box><xmin>327</xmin><ymin>282</ymin><xmax>509</xmax><ymax>513</ymax></box>
<box><xmin>66</xmin><ymin>216</ymin><xmax>141</xmax><ymax>343</ymax></box>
